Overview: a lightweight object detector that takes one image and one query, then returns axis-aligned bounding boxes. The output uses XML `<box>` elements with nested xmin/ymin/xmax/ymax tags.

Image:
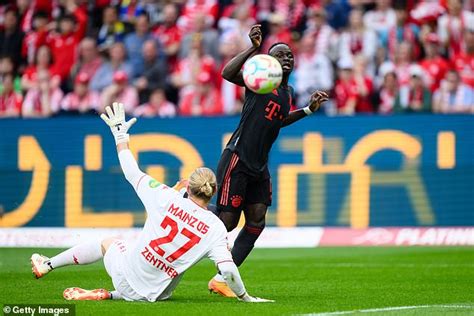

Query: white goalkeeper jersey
<box><xmin>118</xmin><ymin>153</ymin><xmax>233</xmax><ymax>302</ymax></box>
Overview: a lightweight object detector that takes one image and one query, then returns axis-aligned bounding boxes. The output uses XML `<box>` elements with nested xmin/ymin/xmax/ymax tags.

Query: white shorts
<box><xmin>103</xmin><ymin>239</ymin><xmax>146</xmax><ymax>301</ymax></box>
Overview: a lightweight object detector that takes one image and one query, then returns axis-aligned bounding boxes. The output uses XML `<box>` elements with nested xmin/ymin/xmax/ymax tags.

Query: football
<box><xmin>243</xmin><ymin>54</ymin><xmax>283</xmax><ymax>94</ymax></box>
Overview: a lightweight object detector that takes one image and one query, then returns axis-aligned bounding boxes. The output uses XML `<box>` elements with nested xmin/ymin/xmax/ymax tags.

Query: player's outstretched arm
<box><xmin>282</xmin><ymin>91</ymin><xmax>329</xmax><ymax>127</ymax></box>
<box><xmin>100</xmin><ymin>102</ymin><xmax>145</xmax><ymax>187</ymax></box>
<box><xmin>221</xmin><ymin>24</ymin><xmax>262</xmax><ymax>86</ymax></box>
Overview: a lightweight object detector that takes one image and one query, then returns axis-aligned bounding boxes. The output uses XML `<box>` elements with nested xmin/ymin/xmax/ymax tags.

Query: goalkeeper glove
<box><xmin>100</xmin><ymin>102</ymin><xmax>137</xmax><ymax>145</ymax></box>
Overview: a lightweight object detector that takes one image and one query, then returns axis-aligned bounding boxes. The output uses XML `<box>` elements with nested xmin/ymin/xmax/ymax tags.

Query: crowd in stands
<box><xmin>0</xmin><ymin>0</ymin><xmax>473</xmax><ymax>118</ymax></box>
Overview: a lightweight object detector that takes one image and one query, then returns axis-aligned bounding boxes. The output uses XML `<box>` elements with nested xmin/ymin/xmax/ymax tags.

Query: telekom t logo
<box><xmin>264</xmin><ymin>101</ymin><xmax>281</xmax><ymax>121</ymax></box>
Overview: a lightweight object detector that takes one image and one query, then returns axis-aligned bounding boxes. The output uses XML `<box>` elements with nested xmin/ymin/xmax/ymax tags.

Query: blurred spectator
<box><xmin>134</xmin><ymin>88</ymin><xmax>176</xmax><ymax>118</ymax></box>
<box><xmin>394</xmin><ymin>64</ymin><xmax>431</xmax><ymax>113</ymax></box>
<box><xmin>140</xmin><ymin>0</ymin><xmax>161</xmax><ymax>25</ymax></box>
<box><xmin>177</xmin><ymin>0</ymin><xmax>219</xmax><ymax>33</ymax></box>
<box><xmin>21</xmin><ymin>45</ymin><xmax>61</xmax><ymax>91</ymax></box>
<box><xmin>334</xmin><ymin>57</ymin><xmax>354</xmax><ymax>114</ymax></box>
<box><xmin>0</xmin><ymin>73</ymin><xmax>22</xmax><ymax>118</ymax></box>
<box><xmin>90</xmin><ymin>42</ymin><xmax>133</xmax><ymax>92</ymax></box>
<box><xmin>97</xmin><ymin>6</ymin><xmax>126</xmax><ymax>51</ymax></box>
<box><xmin>153</xmin><ymin>4</ymin><xmax>181</xmax><ymax>71</ymax></box>
<box><xmin>0</xmin><ymin>7</ymin><xmax>25</xmax><ymax>68</ymax></box>
<box><xmin>60</xmin><ymin>72</ymin><xmax>100</xmax><ymax>115</ymax></box>
<box><xmin>172</xmin><ymin>34</ymin><xmax>217</xmax><ymax>97</ymax></box>
<box><xmin>100</xmin><ymin>70</ymin><xmax>138</xmax><ymax>114</ymax></box>
<box><xmin>179</xmin><ymin>12</ymin><xmax>220</xmax><ymax>62</ymax></box>
<box><xmin>15</xmin><ymin>0</ymin><xmax>35</xmax><ymax>33</ymax></box>
<box><xmin>433</xmin><ymin>70</ymin><xmax>474</xmax><ymax>114</ymax></box>
<box><xmin>323</xmin><ymin>0</ymin><xmax>351</xmax><ymax>31</ymax></box>
<box><xmin>23</xmin><ymin>70</ymin><xmax>63</xmax><ymax>118</ymax></box>
<box><xmin>409</xmin><ymin>1</ymin><xmax>445</xmax><ymax>31</ymax></box>
<box><xmin>218</xmin><ymin>3</ymin><xmax>255</xmax><ymax>47</ymax></box>
<box><xmin>22</xmin><ymin>11</ymin><xmax>50</xmax><ymax>66</ymax></box>
<box><xmin>338</xmin><ymin>8</ymin><xmax>377</xmax><ymax>73</ymax></box>
<box><xmin>379</xmin><ymin>41</ymin><xmax>415</xmax><ymax>88</ymax></box>
<box><xmin>179</xmin><ymin>72</ymin><xmax>223</xmax><ymax>116</ymax></box>
<box><xmin>262</xmin><ymin>13</ymin><xmax>293</xmax><ymax>54</ymax></box>
<box><xmin>0</xmin><ymin>56</ymin><xmax>21</xmax><ymax>93</ymax></box>
<box><xmin>437</xmin><ymin>0</ymin><xmax>474</xmax><ymax>57</ymax></box>
<box><xmin>14</xmin><ymin>0</ymin><xmax>53</xmax><ymax>33</ymax></box>
<box><xmin>69</xmin><ymin>38</ymin><xmax>103</xmax><ymax>88</ymax></box>
<box><xmin>420</xmin><ymin>33</ymin><xmax>449</xmax><ymax>92</ymax></box>
<box><xmin>46</xmin><ymin>1</ymin><xmax>87</xmax><ymax>81</ymax></box>
<box><xmin>295</xmin><ymin>34</ymin><xmax>334</xmax><ymax>108</ymax></box>
<box><xmin>363</xmin><ymin>0</ymin><xmax>396</xmax><ymax>47</ymax></box>
<box><xmin>221</xmin><ymin>0</ymin><xmax>257</xmax><ymax>20</ymax></box>
<box><xmin>374</xmin><ymin>64</ymin><xmax>398</xmax><ymax>114</ymax></box>
<box><xmin>218</xmin><ymin>32</ymin><xmax>245</xmax><ymax>114</ymax></box>
<box><xmin>303</xmin><ymin>6</ymin><xmax>335</xmax><ymax>57</ymax></box>
<box><xmin>452</xmin><ymin>27</ymin><xmax>474</xmax><ymax>88</ymax></box>
<box><xmin>348</xmin><ymin>54</ymin><xmax>374</xmax><ymax>114</ymax></box>
<box><xmin>124</xmin><ymin>13</ymin><xmax>155</xmax><ymax>77</ymax></box>
<box><xmin>119</xmin><ymin>0</ymin><xmax>145</xmax><ymax>24</ymax></box>
<box><xmin>133</xmin><ymin>39</ymin><xmax>168</xmax><ymax>103</ymax></box>
<box><xmin>387</xmin><ymin>4</ymin><xmax>420</xmax><ymax>61</ymax></box>
<box><xmin>273</xmin><ymin>0</ymin><xmax>306</xmax><ymax>33</ymax></box>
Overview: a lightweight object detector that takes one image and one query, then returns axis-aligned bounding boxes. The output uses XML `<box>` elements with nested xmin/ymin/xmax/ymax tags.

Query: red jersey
<box><xmin>47</xmin><ymin>7</ymin><xmax>87</xmax><ymax>80</ymax></box>
<box><xmin>335</xmin><ymin>77</ymin><xmax>374</xmax><ymax>113</ymax></box>
<box><xmin>23</xmin><ymin>65</ymin><xmax>61</xmax><ymax>84</ymax></box>
<box><xmin>334</xmin><ymin>79</ymin><xmax>353</xmax><ymax>110</ymax></box>
<box><xmin>420</xmin><ymin>56</ymin><xmax>449</xmax><ymax>92</ymax></box>
<box><xmin>153</xmin><ymin>24</ymin><xmax>181</xmax><ymax>71</ymax></box>
<box><xmin>179</xmin><ymin>88</ymin><xmax>223</xmax><ymax>116</ymax></box>
<box><xmin>262</xmin><ymin>30</ymin><xmax>293</xmax><ymax>55</ymax></box>
<box><xmin>0</xmin><ymin>91</ymin><xmax>22</xmax><ymax>116</ymax></box>
<box><xmin>452</xmin><ymin>52</ymin><xmax>474</xmax><ymax>88</ymax></box>
<box><xmin>22</xmin><ymin>29</ymin><xmax>49</xmax><ymax>65</ymax></box>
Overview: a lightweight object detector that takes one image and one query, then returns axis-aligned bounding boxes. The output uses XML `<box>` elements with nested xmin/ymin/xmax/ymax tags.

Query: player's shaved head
<box><xmin>268</xmin><ymin>42</ymin><xmax>291</xmax><ymax>55</ymax></box>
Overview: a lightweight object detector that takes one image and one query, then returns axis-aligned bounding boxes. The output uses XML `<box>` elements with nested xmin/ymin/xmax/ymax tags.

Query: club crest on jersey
<box><xmin>230</xmin><ymin>195</ymin><xmax>243</xmax><ymax>208</ymax></box>
<box><xmin>149</xmin><ymin>179</ymin><xmax>160</xmax><ymax>188</ymax></box>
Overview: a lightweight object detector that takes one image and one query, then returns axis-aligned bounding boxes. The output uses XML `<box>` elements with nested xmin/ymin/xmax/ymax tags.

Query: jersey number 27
<box><xmin>149</xmin><ymin>216</ymin><xmax>201</xmax><ymax>263</ymax></box>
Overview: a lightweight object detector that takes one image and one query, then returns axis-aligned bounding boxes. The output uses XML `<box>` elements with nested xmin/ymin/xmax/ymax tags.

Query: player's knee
<box><xmin>219</xmin><ymin>212</ymin><xmax>239</xmax><ymax>232</ymax></box>
<box><xmin>245</xmin><ymin>204</ymin><xmax>267</xmax><ymax>228</ymax></box>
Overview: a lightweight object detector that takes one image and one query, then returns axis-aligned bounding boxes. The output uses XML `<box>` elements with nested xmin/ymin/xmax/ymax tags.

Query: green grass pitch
<box><xmin>1</xmin><ymin>247</ymin><xmax>473</xmax><ymax>315</ymax></box>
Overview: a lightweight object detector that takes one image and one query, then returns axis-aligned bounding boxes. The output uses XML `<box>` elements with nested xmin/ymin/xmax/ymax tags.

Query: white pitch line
<box><xmin>300</xmin><ymin>304</ymin><xmax>474</xmax><ymax>316</ymax></box>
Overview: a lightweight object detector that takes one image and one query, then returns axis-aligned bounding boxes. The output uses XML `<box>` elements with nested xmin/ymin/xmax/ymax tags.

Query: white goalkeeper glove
<box><xmin>100</xmin><ymin>102</ymin><xmax>137</xmax><ymax>145</ymax></box>
<box><xmin>238</xmin><ymin>293</ymin><xmax>274</xmax><ymax>303</ymax></box>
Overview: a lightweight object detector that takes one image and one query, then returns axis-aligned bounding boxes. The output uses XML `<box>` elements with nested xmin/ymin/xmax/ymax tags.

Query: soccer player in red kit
<box><xmin>208</xmin><ymin>24</ymin><xmax>328</xmax><ymax>296</ymax></box>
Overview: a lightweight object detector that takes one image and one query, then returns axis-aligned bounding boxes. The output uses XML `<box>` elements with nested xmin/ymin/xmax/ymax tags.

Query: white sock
<box><xmin>214</xmin><ymin>273</ymin><xmax>225</xmax><ymax>282</ymax></box>
<box><xmin>50</xmin><ymin>239</ymin><xmax>103</xmax><ymax>269</ymax></box>
<box><xmin>110</xmin><ymin>290</ymin><xmax>123</xmax><ymax>300</ymax></box>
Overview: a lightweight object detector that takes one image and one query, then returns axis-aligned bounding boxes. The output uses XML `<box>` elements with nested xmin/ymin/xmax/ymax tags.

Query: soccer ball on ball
<box><xmin>243</xmin><ymin>54</ymin><xmax>283</xmax><ymax>94</ymax></box>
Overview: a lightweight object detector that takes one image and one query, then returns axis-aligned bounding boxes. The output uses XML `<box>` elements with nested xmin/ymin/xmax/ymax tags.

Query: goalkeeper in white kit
<box><xmin>30</xmin><ymin>102</ymin><xmax>272</xmax><ymax>303</ymax></box>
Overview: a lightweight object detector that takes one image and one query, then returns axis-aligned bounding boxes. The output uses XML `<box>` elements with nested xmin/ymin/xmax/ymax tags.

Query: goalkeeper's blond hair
<box><xmin>188</xmin><ymin>167</ymin><xmax>217</xmax><ymax>202</ymax></box>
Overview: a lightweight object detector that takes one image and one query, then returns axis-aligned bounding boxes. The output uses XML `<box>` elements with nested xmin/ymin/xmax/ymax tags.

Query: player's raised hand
<box><xmin>249</xmin><ymin>24</ymin><xmax>262</xmax><ymax>48</ymax></box>
<box><xmin>308</xmin><ymin>91</ymin><xmax>329</xmax><ymax>113</ymax></box>
<box><xmin>100</xmin><ymin>102</ymin><xmax>137</xmax><ymax>145</ymax></box>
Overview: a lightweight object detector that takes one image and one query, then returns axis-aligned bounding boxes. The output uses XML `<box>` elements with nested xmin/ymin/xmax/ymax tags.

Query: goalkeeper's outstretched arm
<box><xmin>100</xmin><ymin>102</ymin><xmax>144</xmax><ymax>189</ymax></box>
